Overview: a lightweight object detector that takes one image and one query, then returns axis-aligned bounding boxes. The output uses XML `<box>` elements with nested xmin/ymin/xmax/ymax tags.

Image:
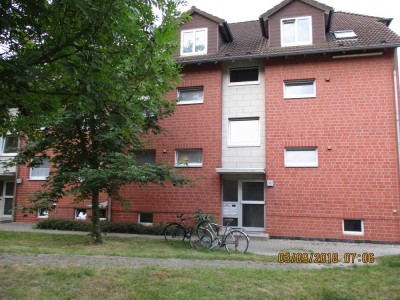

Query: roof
<box><xmin>176</xmin><ymin>11</ymin><xmax>400</xmax><ymax>64</ymax></box>
<box><xmin>260</xmin><ymin>0</ymin><xmax>333</xmax><ymax>19</ymax></box>
<box><xmin>184</xmin><ymin>6</ymin><xmax>233</xmax><ymax>43</ymax></box>
<box><xmin>185</xmin><ymin>6</ymin><xmax>225</xmax><ymax>24</ymax></box>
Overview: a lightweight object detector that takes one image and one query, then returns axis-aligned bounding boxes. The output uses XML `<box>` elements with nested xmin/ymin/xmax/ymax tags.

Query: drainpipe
<box><xmin>11</xmin><ymin>137</ymin><xmax>22</xmax><ymax>222</ymax></box>
<box><xmin>394</xmin><ymin>49</ymin><xmax>400</xmax><ymax>175</ymax></box>
<box><xmin>107</xmin><ymin>194</ymin><xmax>112</xmax><ymax>222</ymax></box>
<box><xmin>394</xmin><ymin>48</ymin><xmax>400</xmax><ymax>241</ymax></box>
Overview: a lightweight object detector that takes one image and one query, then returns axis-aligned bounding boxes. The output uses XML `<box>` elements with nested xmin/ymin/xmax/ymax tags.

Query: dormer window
<box><xmin>180</xmin><ymin>28</ymin><xmax>208</xmax><ymax>56</ymax></box>
<box><xmin>334</xmin><ymin>30</ymin><xmax>357</xmax><ymax>39</ymax></box>
<box><xmin>281</xmin><ymin>16</ymin><xmax>312</xmax><ymax>46</ymax></box>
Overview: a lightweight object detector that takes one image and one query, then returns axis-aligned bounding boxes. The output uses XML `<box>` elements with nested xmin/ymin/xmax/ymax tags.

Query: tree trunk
<box><xmin>90</xmin><ymin>189</ymin><xmax>103</xmax><ymax>243</ymax></box>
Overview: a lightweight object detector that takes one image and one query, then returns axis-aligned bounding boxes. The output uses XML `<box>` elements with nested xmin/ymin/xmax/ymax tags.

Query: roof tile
<box><xmin>176</xmin><ymin>11</ymin><xmax>400</xmax><ymax>64</ymax></box>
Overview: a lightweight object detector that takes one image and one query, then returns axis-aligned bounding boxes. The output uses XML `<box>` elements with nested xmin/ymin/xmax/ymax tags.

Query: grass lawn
<box><xmin>1</xmin><ymin>231</ymin><xmax>399</xmax><ymax>299</ymax></box>
<box><xmin>0</xmin><ymin>231</ymin><xmax>273</xmax><ymax>262</ymax></box>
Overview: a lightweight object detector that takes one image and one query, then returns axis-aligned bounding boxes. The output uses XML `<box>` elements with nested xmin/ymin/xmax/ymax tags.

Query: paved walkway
<box><xmin>1</xmin><ymin>222</ymin><xmax>399</xmax><ymax>269</ymax></box>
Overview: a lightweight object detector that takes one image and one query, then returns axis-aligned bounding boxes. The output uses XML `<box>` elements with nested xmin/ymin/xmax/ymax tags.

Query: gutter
<box><xmin>177</xmin><ymin>44</ymin><xmax>400</xmax><ymax>65</ymax></box>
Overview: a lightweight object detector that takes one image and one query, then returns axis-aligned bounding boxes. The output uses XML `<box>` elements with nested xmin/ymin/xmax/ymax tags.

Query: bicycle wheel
<box><xmin>164</xmin><ymin>223</ymin><xmax>186</xmax><ymax>242</ymax></box>
<box><xmin>195</xmin><ymin>219</ymin><xmax>213</xmax><ymax>236</ymax></box>
<box><xmin>190</xmin><ymin>227</ymin><xmax>213</xmax><ymax>250</ymax></box>
<box><xmin>224</xmin><ymin>230</ymin><xmax>249</xmax><ymax>253</ymax></box>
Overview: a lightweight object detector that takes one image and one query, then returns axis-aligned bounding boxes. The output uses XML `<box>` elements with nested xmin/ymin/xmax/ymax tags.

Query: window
<box><xmin>75</xmin><ymin>208</ymin><xmax>87</xmax><ymax>220</ymax></box>
<box><xmin>229</xmin><ymin>67</ymin><xmax>259</xmax><ymax>85</ymax></box>
<box><xmin>177</xmin><ymin>87</ymin><xmax>204</xmax><ymax>105</ymax></box>
<box><xmin>223</xmin><ymin>180</ymin><xmax>238</xmax><ymax>202</ymax></box>
<box><xmin>38</xmin><ymin>208</ymin><xmax>48</xmax><ymax>218</ymax></box>
<box><xmin>134</xmin><ymin>150</ymin><xmax>156</xmax><ymax>165</ymax></box>
<box><xmin>334</xmin><ymin>30</ymin><xmax>357</xmax><ymax>39</ymax></box>
<box><xmin>284</xmin><ymin>80</ymin><xmax>316</xmax><ymax>99</ymax></box>
<box><xmin>99</xmin><ymin>208</ymin><xmax>106</xmax><ymax>221</ymax></box>
<box><xmin>180</xmin><ymin>28</ymin><xmax>207</xmax><ymax>56</ymax></box>
<box><xmin>343</xmin><ymin>219</ymin><xmax>364</xmax><ymax>235</ymax></box>
<box><xmin>1</xmin><ymin>135</ymin><xmax>18</xmax><ymax>155</ymax></box>
<box><xmin>285</xmin><ymin>148</ymin><xmax>318</xmax><ymax>167</ymax></box>
<box><xmin>228</xmin><ymin>118</ymin><xmax>260</xmax><ymax>147</ymax></box>
<box><xmin>281</xmin><ymin>16</ymin><xmax>312</xmax><ymax>46</ymax></box>
<box><xmin>139</xmin><ymin>212</ymin><xmax>153</xmax><ymax>225</ymax></box>
<box><xmin>175</xmin><ymin>149</ymin><xmax>203</xmax><ymax>167</ymax></box>
<box><xmin>29</xmin><ymin>158</ymin><xmax>50</xmax><ymax>180</ymax></box>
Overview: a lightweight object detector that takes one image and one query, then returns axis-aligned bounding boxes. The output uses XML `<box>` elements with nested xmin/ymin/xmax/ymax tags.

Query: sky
<box><xmin>180</xmin><ymin>0</ymin><xmax>400</xmax><ymax>35</ymax></box>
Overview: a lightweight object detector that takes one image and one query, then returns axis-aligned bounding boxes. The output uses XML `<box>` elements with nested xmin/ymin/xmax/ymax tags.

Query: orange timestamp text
<box><xmin>278</xmin><ymin>252</ymin><xmax>375</xmax><ymax>264</ymax></box>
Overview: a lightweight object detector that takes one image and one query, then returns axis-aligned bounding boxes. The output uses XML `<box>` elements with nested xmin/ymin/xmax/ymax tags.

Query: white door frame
<box><xmin>222</xmin><ymin>179</ymin><xmax>265</xmax><ymax>232</ymax></box>
<box><xmin>0</xmin><ymin>180</ymin><xmax>14</xmax><ymax>218</ymax></box>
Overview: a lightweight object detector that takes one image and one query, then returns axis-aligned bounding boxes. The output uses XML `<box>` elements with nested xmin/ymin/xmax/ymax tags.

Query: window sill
<box><xmin>284</xmin><ymin>96</ymin><xmax>316</xmax><ymax>100</ymax></box>
<box><xmin>343</xmin><ymin>232</ymin><xmax>364</xmax><ymax>236</ymax></box>
<box><xmin>180</xmin><ymin>52</ymin><xmax>207</xmax><ymax>57</ymax></box>
<box><xmin>175</xmin><ymin>165</ymin><xmax>203</xmax><ymax>168</ymax></box>
<box><xmin>281</xmin><ymin>42</ymin><xmax>312</xmax><ymax>47</ymax></box>
<box><xmin>28</xmin><ymin>178</ymin><xmax>48</xmax><ymax>181</ymax></box>
<box><xmin>37</xmin><ymin>216</ymin><xmax>48</xmax><ymax>219</ymax></box>
<box><xmin>139</xmin><ymin>222</ymin><xmax>153</xmax><ymax>226</ymax></box>
<box><xmin>285</xmin><ymin>165</ymin><xmax>318</xmax><ymax>168</ymax></box>
<box><xmin>177</xmin><ymin>101</ymin><xmax>204</xmax><ymax>105</ymax></box>
<box><xmin>228</xmin><ymin>81</ymin><xmax>260</xmax><ymax>87</ymax></box>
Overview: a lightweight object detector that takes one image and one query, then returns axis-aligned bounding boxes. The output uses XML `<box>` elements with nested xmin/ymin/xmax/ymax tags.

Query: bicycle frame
<box><xmin>164</xmin><ymin>209</ymin><xmax>205</xmax><ymax>241</ymax></box>
<box><xmin>201</xmin><ymin>220</ymin><xmax>234</xmax><ymax>248</ymax></box>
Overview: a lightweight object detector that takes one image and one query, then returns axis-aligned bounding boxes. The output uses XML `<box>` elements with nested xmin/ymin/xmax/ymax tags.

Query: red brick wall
<box><xmin>265</xmin><ymin>50</ymin><xmax>400</xmax><ymax>242</ymax></box>
<box><xmin>14</xmin><ymin>155</ymin><xmax>109</xmax><ymax>223</ymax></box>
<box><xmin>15</xmin><ymin>63</ymin><xmax>223</xmax><ymax>224</ymax></box>
<box><xmin>112</xmin><ymin>63</ymin><xmax>223</xmax><ymax>223</ymax></box>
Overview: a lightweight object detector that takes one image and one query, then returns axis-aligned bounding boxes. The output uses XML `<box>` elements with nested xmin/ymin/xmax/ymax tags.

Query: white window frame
<box><xmin>180</xmin><ymin>28</ymin><xmax>208</xmax><ymax>56</ymax></box>
<box><xmin>228</xmin><ymin>67</ymin><xmax>260</xmax><ymax>86</ymax></box>
<box><xmin>281</xmin><ymin>16</ymin><xmax>312</xmax><ymax>47</ymax></box>
<box><xmin>334</xmin><ymin>30</ymin><xmax>357</xmax><ymax>39</ymax></box>
<box><xmin>29</xmin><ymin>158</ymin><xmax>50</xmax><ymax>180</ymax></box>
<box><xmin>343</xmin><ymin>219</ymin><xmax>364</xmax><ymax>236</ymax></box>
<box><xmin>138</xmin><ymin>212</ymin><xmax>153</xmax><ymax>226</ymax></box>
<box><xmin>175</xmin><ymin>149</ymin><xmax>203</xmax><ymax>167</ymax></box>
<box><xmin>37</xmin><ymin>208</ymin><xmax>49</xmax><ymax>219</ymax></box>
<box><xmin>284</xmin><ymin>148</ymin><xmax>318</xmax><ymax>168</ymax></box>
<box><xmin>75</xmin><ymin>208</ymin><xmax>87</xmax><ymax>220</ymax></box>
<box><xmin>1</xmin><ymin>135</ymin><xmax>18</xmax><ymax>156</ymax></box>
<box><xmin>284</xmin><ymin>79</ymin><xmax>316</xmax><ymax>99</ymax></box>
<box><xmin>177</xmin><ymin>87</ymin><xmax>204</xmax><ymax>105</ymax></box>
<box><xmin>228</xmin><ymin>118</ymin><xmax>260</xmax><ymax>147</ymax></box>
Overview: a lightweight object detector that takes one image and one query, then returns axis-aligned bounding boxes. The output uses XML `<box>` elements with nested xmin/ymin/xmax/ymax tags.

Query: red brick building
<box><xmin>3</xmin><ymin>0</ymin><xmax>400</xmax><ymax>242</ymax></box>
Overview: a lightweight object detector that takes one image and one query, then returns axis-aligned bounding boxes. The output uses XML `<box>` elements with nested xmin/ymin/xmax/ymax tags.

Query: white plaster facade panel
<box><xmin>221</xmin><ymin>59</ymin><xmax>266</xmax><ymax>169</ymax></box>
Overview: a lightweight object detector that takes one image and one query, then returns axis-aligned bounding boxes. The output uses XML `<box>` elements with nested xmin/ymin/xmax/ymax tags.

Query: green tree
<box><xmin>0</xmin><ymin>0</ymin><xmax>189</xmax><ymax>243</ymax></box>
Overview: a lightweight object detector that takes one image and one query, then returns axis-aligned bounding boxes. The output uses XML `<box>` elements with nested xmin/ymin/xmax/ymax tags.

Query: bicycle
<box><xmin>190</xmin><ymin>217</ymin><xmax>250</xmax><ymax>253</ymax></box>
<box><xmin>164</xmin><ymin>209</ymin><xmax>204</xmax><ymax>243</ymax></box>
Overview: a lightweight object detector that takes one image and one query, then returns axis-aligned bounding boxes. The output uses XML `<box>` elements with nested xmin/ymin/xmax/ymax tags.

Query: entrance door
<box><xmin>222</xmin><ymin>180</ymin><xmax>265</xmax><ymax>231</ymax></box>
<box><xmin>0</xmin><ymin>180</ymin><xmax>14</xmax><ymax>218</ymax></box>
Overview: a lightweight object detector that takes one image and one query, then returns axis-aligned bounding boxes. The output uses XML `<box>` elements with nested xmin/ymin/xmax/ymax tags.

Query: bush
<box><xmin>35</xmin><ymin>219</ymin><xmax>91</xmax><ymax>231</ymax></box>
<box><xmin>35</xmin><ymin>218</ymin><xmax>165</xmax><ymax>235</ymax></box>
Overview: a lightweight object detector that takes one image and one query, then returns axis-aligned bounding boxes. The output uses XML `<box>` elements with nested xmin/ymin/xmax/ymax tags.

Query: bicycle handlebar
<box><xmin>176</xmin><ymin>208</ymin><xmax>205</xmax><ymax>220</ymax></box>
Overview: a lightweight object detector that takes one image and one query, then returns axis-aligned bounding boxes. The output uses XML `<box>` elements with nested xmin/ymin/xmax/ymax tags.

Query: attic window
<box><xmin>181</xmin><ymin>28</ymin><xmax>207</xmax><ymax>56</ymax></box>
<box><xmin>281</xmin><ymin>17</ymin><xmax>312</xmax><ymax>46</ymax></box>
<box><xmin>334</xmin><ymin>30</ymin><xmax>357</xmax><ymax>39</ymax></box>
